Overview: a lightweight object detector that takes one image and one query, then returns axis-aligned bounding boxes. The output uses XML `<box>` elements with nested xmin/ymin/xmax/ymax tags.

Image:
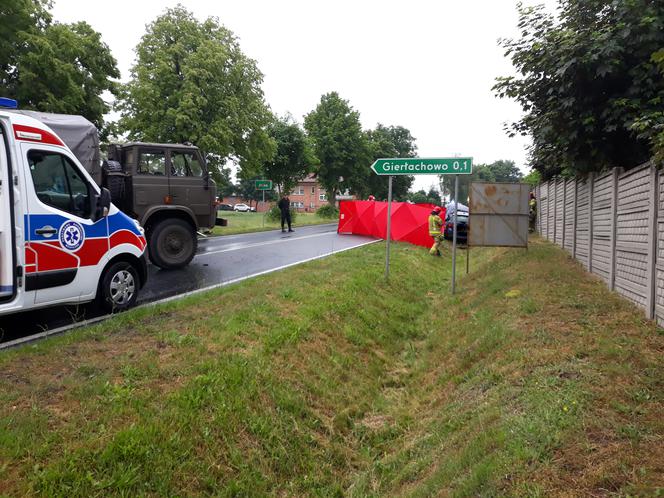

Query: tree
<box><xmin>522</xmin><ymin>169</ymin><xmax>542</xmax><ymax>187</ymax></box>
<box><xmin>632</xmin><ymin>50</ymin><xmax>664</xmax><ymax>163</ymax></box>
<box><xmin>427</xmin><ymin>187</ymin><xmax>441</xmax><ymax>205</ymax></box>
<box><xmin>0</xmin><ymin>0</ymin><xmax>50</xmax><ymax>87</ymax></box>
<box><xmin>216</xmin><ymin>167</ymin><xmax>234</xmax><ymax>198</ymax></box>
<box><xmin>1</xmin><ymin>2</ymin><xmax>119</xmax><ymax>136</ymax></box>
<box><xmin>263</xmin><ymin>115</ymin><xmax>316</xmax><ymax>195</ymax></box>
<box><xmin>304</xmin><ymin>92</ymin><xmax>369</xmax><ymax>205</ymax></box>
<box><xmin>364</xmin><ymin>124</ymin><xmax>416</xmax><ymax>200</ymax></box>
<box><xmin>408</xmin><ymin>190</ymin><xmax>431</xmax><ymax>205</ymax></box>
<box><xmin>439</xmin><ymin>160</ymin><xmax>522</xmax><ymax>203</ymax></box>
<box><xmin>406</xmin><ymin>189</ymin><xmax>441</xmax><ymax>205</ymax></box>
<box><xmin>117</xmin><ymin>6</ymin><xmax>275</xmax><ymax>182</ymax></box>
<box><xmin>494</xmin><ymin>1</ymin><xmax>664</xmax><ymax>178</ymax></box>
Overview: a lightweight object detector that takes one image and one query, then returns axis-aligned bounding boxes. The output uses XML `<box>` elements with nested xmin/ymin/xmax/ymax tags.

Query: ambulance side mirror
<box><xmin>94</xmin><ymin>187</ymin><xmax>112</xmax><ymax>220</ymax></box>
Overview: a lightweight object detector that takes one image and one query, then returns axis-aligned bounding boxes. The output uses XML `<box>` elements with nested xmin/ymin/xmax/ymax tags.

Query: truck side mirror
<box><xmin>95</xmin><ymin>187</ymin><xmax>112</xmax><ymax>220</ymax></box>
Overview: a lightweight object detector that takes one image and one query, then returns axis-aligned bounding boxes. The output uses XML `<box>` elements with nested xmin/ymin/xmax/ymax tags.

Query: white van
<box><xmin>0</xmin><ymin>99</ymin><xmax>147</xmax><ymax>316</ymax></box>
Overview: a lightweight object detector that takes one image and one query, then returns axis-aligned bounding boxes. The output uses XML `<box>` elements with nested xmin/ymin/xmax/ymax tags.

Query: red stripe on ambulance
<box><xmin>26</xmin><ymin>242</ymin><xmax>78</xmax><ymax>272</ymax></box>
<box><xmin>110</xmin><ymin>230</ymin><xmax>146</xmax><ymax>252</ymax></box>
<box><xmin>13</xmin><ymin>124</ymin><xmax>65</xmax><ymax>147</ymax></box>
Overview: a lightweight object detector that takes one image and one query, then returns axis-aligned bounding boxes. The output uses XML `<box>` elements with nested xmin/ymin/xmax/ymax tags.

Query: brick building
<box><xmin>287</xmin><ymin>174</ymin><xmax>329</xmax><ymax>212</ymax></box>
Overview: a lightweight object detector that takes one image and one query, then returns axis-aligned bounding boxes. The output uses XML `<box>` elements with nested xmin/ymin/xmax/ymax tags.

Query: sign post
<box><xmin>255</xmin><ymin>180</ymin><xmax>273</xmax><ymax>227</ymax></box>
<box><xmin>370</xmin><ymin>158</ymin><xmax>473</xmax><ymax>284</ymax></box>
<box><xmin>452</xmin><ymin>175</ymin><xmax>459</xmax><ymax>294</ymax></box>
<box><xmin>385</xmin><ymin>175</ymin><xmax>393</xmax><ymax>278</ymax></box>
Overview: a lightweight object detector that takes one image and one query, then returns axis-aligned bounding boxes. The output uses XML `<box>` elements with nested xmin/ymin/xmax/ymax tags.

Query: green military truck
<box><xmin>14</xmin><ymin>111</ymin><xmax>221</xmax><ymax>269</ymax></box>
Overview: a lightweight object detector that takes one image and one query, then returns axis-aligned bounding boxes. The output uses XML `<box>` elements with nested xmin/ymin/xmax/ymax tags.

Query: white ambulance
<box><xmin>0</xmin><ymin>98</ymin><xmax>148</xmax><ymax>317</ymax></box>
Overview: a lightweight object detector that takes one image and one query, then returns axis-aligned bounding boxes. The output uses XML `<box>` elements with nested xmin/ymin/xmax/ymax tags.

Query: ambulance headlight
<box><xmin>134</xmin><ymin>219</ymin><xmax>145</xmax><ymax>236</ymax></box>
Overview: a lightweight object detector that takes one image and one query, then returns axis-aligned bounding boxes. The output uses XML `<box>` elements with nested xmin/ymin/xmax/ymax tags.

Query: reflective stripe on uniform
<box><xmin>429</xmin><ymin>214</ymin><xmax>443</xmax><ymax>235</ymax></box>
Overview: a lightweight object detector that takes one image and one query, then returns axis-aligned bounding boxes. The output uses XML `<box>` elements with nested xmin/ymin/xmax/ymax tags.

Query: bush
<box><xmin>266</xmin><ymin>206</ymin><xmax>298</xmax><ymax>224</ymax></box>
<box><xmin>316</xmin><ymin>204</ymin><xmax>339</xmax><ymax>219</ymax></box>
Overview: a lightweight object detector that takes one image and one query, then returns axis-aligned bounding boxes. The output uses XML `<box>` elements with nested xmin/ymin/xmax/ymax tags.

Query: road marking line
<box><xmin>0</xmin><ymin>238</ymin><xmax>380</xmax><ymax>350</ymax></box>
<box><xmin>198</xmin><ymin>231</ymin><xmax>335</xmax><ymax>257</ymax></box>
<box><xmin>199</xmin><ymin>223</ymin><xmax>337</xmax><ymax>243</ymax></box>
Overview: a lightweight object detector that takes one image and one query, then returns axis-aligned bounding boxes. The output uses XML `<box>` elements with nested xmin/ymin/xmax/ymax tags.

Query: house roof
<box><xmin>297</xmin><ymin>173</ymin><xmax>319</xmax><ymax>184</ymax></box>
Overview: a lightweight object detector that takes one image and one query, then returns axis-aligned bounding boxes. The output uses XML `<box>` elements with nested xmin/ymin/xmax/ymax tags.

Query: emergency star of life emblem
<box><xmin>59</xmin><ymin>221</ymin><xmax>84</xmax><ymax>251</ymax></box>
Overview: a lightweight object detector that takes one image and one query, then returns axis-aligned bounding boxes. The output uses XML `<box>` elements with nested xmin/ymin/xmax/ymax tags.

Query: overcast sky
<box><xmin>52</xmin><ymin>0</ymin><xmax>557</xmax><ymax>192</ymax></box>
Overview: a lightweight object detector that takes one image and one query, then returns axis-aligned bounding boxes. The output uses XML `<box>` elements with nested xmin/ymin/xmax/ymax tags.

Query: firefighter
<box><xmin>529</xmin><ymin>192</ymin><xmax>537</xmax><ymax>232</ymax></box>
<box><xmin>428</xmin><ymin>206</ymin><xmax>444</xmax><ymax>257</ymax></box>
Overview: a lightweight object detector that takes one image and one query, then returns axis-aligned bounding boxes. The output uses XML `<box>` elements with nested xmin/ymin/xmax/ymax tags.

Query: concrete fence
<box><xmin>536</xmin><ymin>162</ymin><xmax>662</xmax><ymax>326</ymax></box>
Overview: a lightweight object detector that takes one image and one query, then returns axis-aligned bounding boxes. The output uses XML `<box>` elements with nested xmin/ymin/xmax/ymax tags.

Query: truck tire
<box><xmin>107</xmin><ymin>175</ymin><xmax>124</xmax><ymax>202</ymax></box>
<box><xmin>98</xmin><ymin>261</ymin><xmax>139</xmax><ymax>313</ymax></box>
<box><xmin>102</xmin><ymin>160</ymin><xmax>125</xmax><ymax>204</ymax></box>
<box><xmin>148</xmin><ymin>218</ymin><xmax>197</xmax><ymax>269</ymax></box>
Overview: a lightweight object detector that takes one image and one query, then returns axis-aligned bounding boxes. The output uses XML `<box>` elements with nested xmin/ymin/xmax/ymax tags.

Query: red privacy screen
<box><xmin>338</xmin><ymin>201</ymin><xmax>446</xmax><ymax>248</ymax></box>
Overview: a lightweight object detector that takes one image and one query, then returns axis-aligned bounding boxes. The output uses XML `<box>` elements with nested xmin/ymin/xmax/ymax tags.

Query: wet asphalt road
<box><xmin>0</xmin><ymin>224</ymin><xmax>376</xmax><ymax>342</ymax></box>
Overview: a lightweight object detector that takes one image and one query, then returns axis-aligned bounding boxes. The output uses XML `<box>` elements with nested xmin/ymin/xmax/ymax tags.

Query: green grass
<box><xmin>0</xmin><ymin>238</ymin><xmax>662</xmax><ymax>497</ymax></box>
<box><xmin>212</xmin><ymin>211</ymin><xmax>333</xmax><ymax>236</ymax></box>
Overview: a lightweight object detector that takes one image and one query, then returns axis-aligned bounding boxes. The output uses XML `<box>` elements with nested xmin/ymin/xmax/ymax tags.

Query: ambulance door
<box><xmin>22</xmin><ymin>145</ymin><xmax>108</xmax><ymax>305</ymax></box>
<box><xmin>0</xmin><ymin>121</ymin><xmax>16</xmax><ymax>302</ymax></box>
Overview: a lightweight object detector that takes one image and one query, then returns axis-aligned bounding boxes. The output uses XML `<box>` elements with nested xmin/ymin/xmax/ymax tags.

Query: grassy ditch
<box><xmin>212</xmin><ymin>211</ymin><xmax>333</xmax><ymax>236</ymax></box>
<box><xmin>0</xmin><ymin>238</ymin><xmax>662</xmax><ymax>496</ymax></box>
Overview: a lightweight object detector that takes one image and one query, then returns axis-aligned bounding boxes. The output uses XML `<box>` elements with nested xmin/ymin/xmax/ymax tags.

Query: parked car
<box><xmin>217</xmin><ymin>203</ymin><xmax>234</xmax><ymax>211</ymax></box>
<box><xmin>443</xmin><ymin>211</ymin><xmax>469</xmax><ymax>243</ymax></box>
<box><xmin>233</xmin><ymin>203</ymin><xmax>251</xmax><ymax>212</ymax></box>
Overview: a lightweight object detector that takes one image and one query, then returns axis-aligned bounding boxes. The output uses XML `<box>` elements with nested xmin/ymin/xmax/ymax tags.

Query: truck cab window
<box><xmin>138</xmin><ymin>151</ymin><xmax>166</xmax><ymax>175</ymax></box>
<box><xmin>171</xmin><ymin>151</ymin><xmax>203</xmax><ymax>177</ymax></box>
<box><xmin>28</xmin><ymin>150</ymin><xmax>91</xmax><ymax>218</ymax></box>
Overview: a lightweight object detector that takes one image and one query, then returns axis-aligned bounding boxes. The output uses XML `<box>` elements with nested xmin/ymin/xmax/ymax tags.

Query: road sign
<box><xmin>255</xmin><ymin>180</ymin><xmax>272</xmax><ymax>190</ymax></box>
<box><xmin>371</xmin><ymin>158</ymin><xmax>473</xmax><ymax>176</ymax></box>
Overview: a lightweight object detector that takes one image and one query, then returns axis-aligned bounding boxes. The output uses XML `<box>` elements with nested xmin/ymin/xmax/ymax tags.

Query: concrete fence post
<box><xmin>560</xmin><ymin>178</ymin><xmax>567</xmax><ymax>249</ymax></box>
<box><xmin>588</xmin><ymin>172</ymin><xmax>595</xmax><ymax>273</ymax></box>
<box><xmin>548</xmin><ymin>179</ymin><xmax>553</xmax><ymax>241</ymax></box>
<box><xmin>646</xmin><ymin>164</ymin><xmax>658</xmax><ymax>320</ymax></box>
<box><xmin>553</xmin><ymin>178</ymin><xmax>557</xmax><ymax>242</ymax></box>
<box><xmin>536</xmin><ymin>184</ymin><xmax>541</xmax><ymax>235</ymax></box>
<box><xmin>547</xmin><ymin>178</ymin><xmax>556</xmax><ymax>243</ymax></box>
<box><xmin>572</xmin><ymin>178</ymin><xmax>578</xmax><ymax>258</ymax></box>
<box><xmin>609</xmin><ymin>168</ymin><xmax>621</xmax><ymax>291</ymax></box>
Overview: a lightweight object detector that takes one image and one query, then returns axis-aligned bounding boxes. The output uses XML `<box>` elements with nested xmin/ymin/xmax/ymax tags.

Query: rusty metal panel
<box><xmin>468</xmin><ymin>182</ymin><xmax>529</xmax><ymax>248</ymax></box>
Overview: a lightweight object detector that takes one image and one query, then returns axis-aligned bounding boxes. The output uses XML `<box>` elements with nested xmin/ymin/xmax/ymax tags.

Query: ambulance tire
<box><xmin>148</xmin><ymin>218</ymin><xmax>197</xmax><ymax>269</ymax></box>
<box><xmin>98</xmin><ymin>261</ymin><xmax>140</xmax><ymax>313</ymax></box>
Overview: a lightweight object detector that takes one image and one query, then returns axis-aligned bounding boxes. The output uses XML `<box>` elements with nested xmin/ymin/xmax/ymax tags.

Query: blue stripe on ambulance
<box><xmin>107</xmin><ymin>211</ymin><xmax>142</xmax><ymax>236</ymax></box>
<box><xmin>24</xmin><ymin>212</ymin><xmax>139</xmax><ymax>241</ymax></box>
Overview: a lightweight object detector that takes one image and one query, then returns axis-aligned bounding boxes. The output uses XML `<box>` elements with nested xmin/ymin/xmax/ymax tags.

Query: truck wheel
<box><xmin>148</xmin><ymin>219</ymin><xmax>197</xmax><ymax>269</ymax></box>
<box><xmin>99</xmin><ymin>261</ymin><xmax>139</xmax><ymax>313</ymax></box>
<box><xmin>102</xmin><ymin>160</ymin><xmax>125</xmax><ymax>203</ymax></box>
<box><xmin>106</xmin><ymin>175</ymin><xmax>124</xmax><ymax>203</ymax></box>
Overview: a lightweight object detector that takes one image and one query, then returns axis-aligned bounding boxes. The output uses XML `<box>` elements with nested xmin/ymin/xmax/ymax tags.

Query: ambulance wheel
<box><xmin>148</xmin><ymin>219</ymin><xmax>197</xmax><ymax>269</ymax></box>
<box><xmin>99</xmin><ymin>261</ymin><xmax>139</xmax><ymax>313</ymax></box>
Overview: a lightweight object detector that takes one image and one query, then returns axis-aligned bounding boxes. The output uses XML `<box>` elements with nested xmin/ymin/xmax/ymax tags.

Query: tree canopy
<box><xmin>304</xmin><ymin>92</ymin><xmax>369</xmax><ymax>205</ymax></box>
<box><xmin>495</xmin><ymin>1</ymin><xmax>664</xmax><ymax>179</ymax></box>
<box><xmin>262</xmin><ymin>115</ymin><xmax>316</xmax><ymax>195</ymax></box>
<box><xmin>439</xmin><ymin>160</ymin><xmax>523</xmax><ymax>203</ymax></box>
<box><xmin>406</xmin><ymin>188</ymin><xmax>441</xmax><ymax>206</ymax></box>
<box><xmin>117</xmin><ymin>6</ymin><xmax>275</xmax><ymax>181</ymax></box>
<box><xmin>364</xmin><ymin>124</ymin><xmax>416</xmax><ymax>201</ymax></box>
<box><xmin>0</xmin><ymin>1</ymin><xmax>119</xmax><ymax>136</ymax></box>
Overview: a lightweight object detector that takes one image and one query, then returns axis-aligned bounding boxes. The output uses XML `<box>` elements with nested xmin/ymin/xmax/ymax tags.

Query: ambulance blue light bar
<box><xmin>0</xmin><ymin>98</ymin><xmax>18</xmax><ymax>109</ymax></box>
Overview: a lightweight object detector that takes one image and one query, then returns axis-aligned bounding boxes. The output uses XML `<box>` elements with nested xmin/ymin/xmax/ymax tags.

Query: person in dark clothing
<box><xmin>278</xmin><ymin>196</ymin><xmax>293</xmax><ymax>232</ymax></box>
